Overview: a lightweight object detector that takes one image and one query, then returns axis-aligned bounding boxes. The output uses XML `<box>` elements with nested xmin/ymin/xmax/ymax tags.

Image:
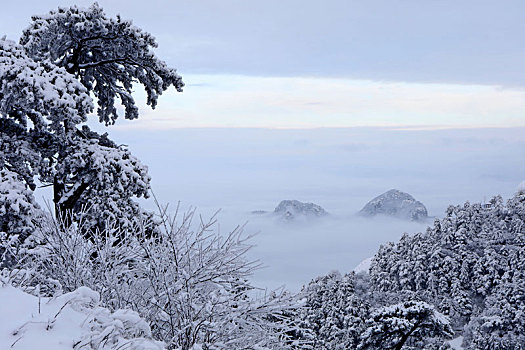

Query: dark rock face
<box><xmin>274</xmin><ymin>200</ymin><xmax>328</xmax><ymax>220</ymax></box>
<box><xmin>359</xmin><ymin>189</ymin><xmax>428</xmax><ymax>221</ymax></box>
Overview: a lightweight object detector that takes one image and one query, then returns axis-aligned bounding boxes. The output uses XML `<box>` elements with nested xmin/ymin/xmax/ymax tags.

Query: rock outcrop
<box><xmin>359</xmin><ymin>189</ymin><xmax>428</xmax><ymax>221</ymax></box>
<box><xmin>274</xmin><ymin>200</ymin><xmax>328</xmax><ymax>220</ymax></box>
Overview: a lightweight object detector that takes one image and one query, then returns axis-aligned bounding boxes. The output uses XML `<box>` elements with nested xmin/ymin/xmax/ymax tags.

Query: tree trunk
<box><xmin>53</xmin><ymin>175</ymin><xmax>72</xmax><ymax>228</ymax></box>
<box><xmin>393</xmin><ymin>323</ymin><xmax>419</xmax><ymax>350</ymax></box>
<box><xmin>394</xmin><ymin>331</ymin><xmax>411</xmax><ymax>350</ymax></box>
<box><xmin>53</xmin><ymin>176</ymin><xmax>89</xmax><ymax>229</ymax></box>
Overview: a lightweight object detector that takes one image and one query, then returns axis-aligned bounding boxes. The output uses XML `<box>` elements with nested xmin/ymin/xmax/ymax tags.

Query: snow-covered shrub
<box><xmin>70</xmin><ymin>288</ymin><xmax>164</xmax><ymax>350</ymax></box>
<box><xmin>9</xmin><ymin>212</ymin><xmax>139</xmax><ymax>301</ymax></box>
<box><xmin>126</xmin><ymin>204</ymin><xmax>297</xmax><ymax>349</ymax></box>
<box><xmin>9</xmin><ymin>204</ymin><xmax>296</xmax><ymax>349</ymax></box>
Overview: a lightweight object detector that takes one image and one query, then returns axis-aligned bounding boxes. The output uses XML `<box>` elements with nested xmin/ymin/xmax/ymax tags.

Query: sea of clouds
<box><xmin>35</xmin><ymin>127</ymin><xmax>525</xmax><ymax>291</ymax></box>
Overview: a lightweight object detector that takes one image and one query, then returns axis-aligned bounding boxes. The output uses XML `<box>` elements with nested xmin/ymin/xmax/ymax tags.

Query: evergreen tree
<box><xmin>0</xmin><ymin>169</ymin><xmax>40</xmax><ymax>267</ymax></box>
<box><xmin>295</xmin><ymin>271</ymin><xmax>370</xmax><ymax>349</ymax></box>
<box><xmin>358</xmin><ymin>300</ymin><xmax>453</xmax><ymax>350</ymax></box>
<box><xmin>464</xmin><ymin>269</ymin><xmax>525</xmax><ymax>350</ymax></box>
<box><xmin>369</xmin><ymin>192</ymin><xmax>525</xmax><ymax>347</ymax></box>
<box><xmin>1</xmin><ymin>3</ymin><xmax>183</xmax><ymax>234</ymax></box>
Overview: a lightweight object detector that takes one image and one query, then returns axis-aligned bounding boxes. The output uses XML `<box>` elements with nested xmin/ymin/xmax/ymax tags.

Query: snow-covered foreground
<box><xmin>0</xmin><ymin>282</ymin><xmax>163</xmax><ymax>350</ymax></box>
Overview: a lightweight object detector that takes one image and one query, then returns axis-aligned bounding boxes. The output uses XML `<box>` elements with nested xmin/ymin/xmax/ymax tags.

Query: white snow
<box><xmin>0</xmin><ymin>281</ymin><xmax>164</xmax><ymax>350</ymax></box>
<box><xmin>353</xmin><ymin>257</ymin><xmax>372</xmax><ymax>274</ymax></box>
<box><xmin>448</xmin><ymin>336</ymin><xmax>464</xmax><ymax>349</ymax></box>
<box><xmin>518</xmin><ymin>180</ymin><xmax>525</xmax><ymax>192</ymax></box>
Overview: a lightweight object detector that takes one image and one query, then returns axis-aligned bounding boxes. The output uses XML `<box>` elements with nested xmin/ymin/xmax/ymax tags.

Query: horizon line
<box><xmin>109</xmin><ymin>124</ymin><xmax>525</xmax><ymax>132</ymax></box>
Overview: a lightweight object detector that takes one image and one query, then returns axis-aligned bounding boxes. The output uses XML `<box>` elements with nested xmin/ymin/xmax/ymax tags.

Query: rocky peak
<box><xmin>274</xmin><ymin>200</ymin><xmax>328</xmax><ymax>220</ymax></box>
<box><xmin>359</xmin><ymin>189</ymin><xmax>428</xmax><ymax>221</ymax></box>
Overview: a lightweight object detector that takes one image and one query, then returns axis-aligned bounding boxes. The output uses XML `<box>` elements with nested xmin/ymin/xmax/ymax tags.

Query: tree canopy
<box><xmin>0</xmin><ymin>3</ymin><xmax>184</xmax><ymax>235</ymax></box>
<box><xmin>20</xmin><ymin>3</ymin><xmax>184</xmax><ymax>125</ymax></box>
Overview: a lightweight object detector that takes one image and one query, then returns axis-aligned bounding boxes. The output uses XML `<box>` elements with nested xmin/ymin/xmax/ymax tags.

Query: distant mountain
<box><xmin>359</xmin><ymin>189</ymin><xmax>428</xmax><ymax>221</ymax></box>
<box><xmin>274</xmin><ymin>200</ymin><xmax>328</xmax><ymax>220</ymax></box>
<box><xmin>251</xmin><ymin>210</ymin><xmax>268</xmax><ymax>215</ymax></box>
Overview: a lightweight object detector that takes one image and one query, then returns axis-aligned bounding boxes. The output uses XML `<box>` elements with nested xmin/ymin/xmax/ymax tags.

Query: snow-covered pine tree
<box><xmin>358</xmin><ymin>300</ymin><xmax>453</xmax><ymax>350</ymax></box>
<box><xmin>0</xmin><ymin>169</ymin><xmax>40</xmax><ymax>267</ymax></box>
<box><xmin>1</xmin><ymin>3</ymin><xmax>184</xmax><ymax>234</ymax></box>
<box><xmin>49</xmin><ymin>132</ymin><xmax>152</xmax><ymax>233</ymax></box>
<box><xmin>294</xmin><ymin>271</ymin><xmax>371</xmax><ymax>349</ymax></box>
<box><xmin>20</xmin><ymin>3</ymin><xmax>184</xmax><ymax>125</ymax></box>
<box><xmin>0</xmin><ymin>36</ymin><xmax>91</xmax><ymax>243</ymax></box>
<box><xmin>464</xmin><ymin>269</ymin><xmax>525</xmax><ymax>350</ymax></box>
<box><xmin>368</xmin><ymin>192</ymin><xmax>525</xmax><ymax>347</ymax></box>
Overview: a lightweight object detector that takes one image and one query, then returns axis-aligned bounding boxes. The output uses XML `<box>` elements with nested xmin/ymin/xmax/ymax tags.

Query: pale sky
<box><xmin>2</xmin><ymin>0</ymin><xmax>524</xmax><ymax>128</ymax></box>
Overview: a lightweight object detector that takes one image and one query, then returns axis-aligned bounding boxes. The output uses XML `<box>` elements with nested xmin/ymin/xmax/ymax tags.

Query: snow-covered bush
<box><xmin>8</xmin><ymin>204</ymin><xmax>296</xmax><ymax>349</ymax></box>
<box><xmin>130</xmin><ymin>204</ymin><xmax>297</xmax><ymax>350</ymax></box>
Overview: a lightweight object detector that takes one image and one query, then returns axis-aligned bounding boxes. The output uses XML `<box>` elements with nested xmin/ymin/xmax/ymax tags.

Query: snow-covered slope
<box><xmin>353</xmin><ymin>257</ymin><xmax>372</xmax><ymax>274</ymax></box>
<box><xmin>359</xmin><ymin>189</ymin><xmax>428</xmax><ymax>221</ymax></box>
<box><xmin>0</xmin><ymin>282</ymin><xmax>164</xmax><ymax>350</ymax></box>
<box><xmin>518</xmin><ymin>180</ymin><xmax>525</xmax><ymax>193</ymax></box>
<box><xmin>448</xmin><ymin>336</ymin><xmax>464</xmax><ymax>349</ymax></box>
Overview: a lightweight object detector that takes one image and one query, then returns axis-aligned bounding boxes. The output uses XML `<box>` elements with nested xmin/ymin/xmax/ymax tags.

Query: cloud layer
<box><xmin>107</xmin><ymin>75</ymin><xmax>525</xmax><ymax>129</ymax></box>
<box><xmin>80</xmin><ymin>127</ymin><xmax>525</xmax><ymax>290</ymax></box>
<box><xmin>3</xmin><ymin>0</ymin><xmax>524</xmax><ymax>86</ymax></box>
